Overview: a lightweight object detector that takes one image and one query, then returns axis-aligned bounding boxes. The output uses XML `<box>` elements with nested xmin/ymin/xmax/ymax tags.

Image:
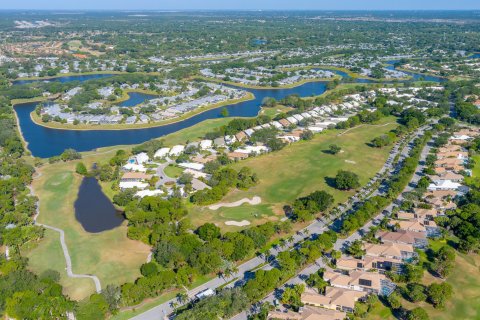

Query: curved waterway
<box><xmin>74</xmin><ymin>176</ymin><xmax>125</xmax><ymax>233</ymax></box>
<box><xmin>13</xmin><ymin>64</ymin><xmax>445</xmax><ymax>158</ymax></box>
<box><xmin>13</xmin><ymin>73</ymin><xmax>116</xmax><ymax>85</ymax></box>
<box><xmin>119</xmin><ymin>92</ymin><xmax>158</xmax><ymax>107</ymax></box>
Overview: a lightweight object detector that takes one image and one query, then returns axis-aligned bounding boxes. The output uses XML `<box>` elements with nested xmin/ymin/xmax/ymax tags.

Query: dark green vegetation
<box><xmin>0</xmin><ymin>93</ymin><xmax>74</xmax><ymax>318</ymax></box>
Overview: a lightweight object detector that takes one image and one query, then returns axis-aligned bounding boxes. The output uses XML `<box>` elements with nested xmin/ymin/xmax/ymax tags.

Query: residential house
<box><xmin>364</xmin><ymin>242</ymin><xmax>416</xmax><ymax>262</ymax></box>
<box><xmin>267</xmin><ymin>307</ymin><xmax>346</xmax><ymax>320</ymax></box>
<box><xmin>301</xmin><ymin>287</ymin><xmax>366</xmax><ymax>314</ymax></box>
<box><xmin>377</xmin><ymin>230</ymin><xmax>428</xmax><ymax>249</ymax></box>
<box><xmin>323</xmin><ymin>270</ymin><xmax>394</xmax><ymax>296</ymax></box>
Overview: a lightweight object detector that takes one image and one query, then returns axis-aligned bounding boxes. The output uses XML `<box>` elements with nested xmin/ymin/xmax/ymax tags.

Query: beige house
<box><xmin>301</xmin><ymin>287</ymin><xmax>366</xmax><ymax>314</ymax></box>
<box><xmin>268</xmin><ymin>306</ymin><xmax>346</xmax><ymax>320</ymax></box>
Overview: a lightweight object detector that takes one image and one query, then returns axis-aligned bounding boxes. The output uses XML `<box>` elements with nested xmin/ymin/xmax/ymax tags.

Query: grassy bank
<box><xmin>193</xmin><ymin>75</ymin><xmax>338</xmax><ymax>90</ymax></box>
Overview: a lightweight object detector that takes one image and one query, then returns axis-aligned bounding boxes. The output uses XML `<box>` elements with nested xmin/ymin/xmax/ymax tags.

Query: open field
<box><xmin>188</xmin><ymin>117</ymin><xmax>399</xmax><ymax>230</ymax></box>
<box><xmin>25</xmin><ymin>154</ymin><xmax>150</xmax><ymax>300</ymax></box>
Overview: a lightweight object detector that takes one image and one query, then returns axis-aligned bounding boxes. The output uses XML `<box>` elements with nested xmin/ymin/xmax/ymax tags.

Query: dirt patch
<box><xmin>345</xmin><ymin>160</ymin><xmax>356</xmax><ymax>164</ymax></box>
<box><xmin>208</xmin><ymin>196</ymin><xmax>262</xmax><ymax>210</ymax></box>
<box><xmin>225</xmin><ymin>220</ymin><xmax>251</xmax><ymax>227</ymax></box>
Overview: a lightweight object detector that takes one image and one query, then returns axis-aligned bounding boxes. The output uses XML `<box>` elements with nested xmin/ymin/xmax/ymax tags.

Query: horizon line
<box><xmin>1</xmin><ymin>9</ymin><xmax>480</xmax><ymax>12</ymax></box>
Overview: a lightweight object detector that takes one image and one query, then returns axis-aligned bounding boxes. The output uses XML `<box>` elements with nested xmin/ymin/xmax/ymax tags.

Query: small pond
<box><xmin>74</xmin><ymin>176</ymin><xmax>125</xmax><ymax>233</ymax></box>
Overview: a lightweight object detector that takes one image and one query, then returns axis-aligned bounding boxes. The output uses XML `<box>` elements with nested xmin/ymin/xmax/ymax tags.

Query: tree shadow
<box><xmin>324</xmin><ymin>176</ymin><xmax>337</xmax><ymax>188</ymax></box>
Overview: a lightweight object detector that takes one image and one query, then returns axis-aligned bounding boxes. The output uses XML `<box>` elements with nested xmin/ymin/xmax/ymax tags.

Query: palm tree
<box><xmin>176</xmin><ymin>292</ymin><xmax>188</xmax><ymax>304</ymax></box>
<box><xmin>224</xmin><ymin>265</ymin><xmax>239</xmax><ymax>279</ymax></box>
<box><xmin>287</xmin><ymin>235</ymin><xmax>294</xmax><ymax>244</ymax></box>
<box><xmin>170</xmin><ymin>301</ymin><xmax>178</xmax><ymax>310</ymax></box>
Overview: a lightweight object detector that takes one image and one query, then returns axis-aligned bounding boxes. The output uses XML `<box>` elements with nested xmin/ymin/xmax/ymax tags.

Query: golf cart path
<box><xmin>30</xmin><ymin>171</ymin><xmax>102</xmax><ymax>293</ymax></box>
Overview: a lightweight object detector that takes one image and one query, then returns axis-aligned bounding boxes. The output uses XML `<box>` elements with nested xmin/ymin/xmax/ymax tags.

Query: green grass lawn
<box><xmin>189</xmin><ymin>117</ymin><xmax>399</xmax><ymax>230</ymax></box>
<box><xmin>25</xmin><ymin>155</ymin><xmax>150</xmax><ymax>301</ymax></box>
<box><xmin>465</xmin><ymin>155</ymin><xmax>480</xmax><ymax>188</ymax></box>
<box><xmin>163</xmin><ymin>165</ymin><xmax>184</xmax><ymax>178</ymax></box>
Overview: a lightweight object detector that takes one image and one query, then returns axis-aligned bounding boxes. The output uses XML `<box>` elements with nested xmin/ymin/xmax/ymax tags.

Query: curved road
<box><xmin>30</xmin><ymin>174</ymin><xmax>102</xmax><ymax>293</ymax></box>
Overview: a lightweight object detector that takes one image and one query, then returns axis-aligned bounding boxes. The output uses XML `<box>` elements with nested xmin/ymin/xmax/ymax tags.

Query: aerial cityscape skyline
<box><xmin>1</xmin><ymin>6</ymin><xmax>480</xmax><ymax>320</ymax></box>
<box><xmin>3</xmin><ymin>0</ymin><xmax>480</xmax><ymax>10</ymax></box>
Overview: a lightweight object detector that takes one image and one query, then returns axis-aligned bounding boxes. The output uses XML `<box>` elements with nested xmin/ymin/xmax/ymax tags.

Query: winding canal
<box><xmin>13</xmin><ymin>64</ymin><xmax>445</xmax><ymax>158</ymax></box>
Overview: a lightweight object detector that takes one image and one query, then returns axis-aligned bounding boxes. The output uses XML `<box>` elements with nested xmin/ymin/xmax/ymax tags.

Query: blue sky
<box><xmin>3</xmin><ymin>0</ymin><xmax>480</xmax><ymax>10</ymax></box>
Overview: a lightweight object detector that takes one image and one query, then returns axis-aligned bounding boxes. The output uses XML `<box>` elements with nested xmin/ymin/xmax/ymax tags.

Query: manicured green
<box><xmin>189</xmin><ymin>117</ymin><xmax>398</xmax><ymax>229</ymax></box>
<box><xmin>163</xmin><ymin>165</ymin><xmax>184</xmax><ymax>178</ymax></box>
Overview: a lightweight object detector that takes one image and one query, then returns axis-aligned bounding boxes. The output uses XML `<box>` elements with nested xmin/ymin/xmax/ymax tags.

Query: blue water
<box><xmin>119</xmin><ymin>92</ymin><xmax>158</xmax><ymax>107</ymax></box>
<box><xmin>13</xmin><ymin>63</ymin><xmax>445</xmax><ymax>158</ymax></box>
<box><xmin>253</xmin><ymin>39</ymin><xmax>267</xmax><ymax>45</ymax></box>
<box><xmin>15</xmin><ymin>81</ymin><xmax>328</xmax><ymax>157</ymax></box>
<box><xmin>385</xmin><ymin>60</ymin><xmax>447</xmax><ymax>83</ymax></box>
<box><xmin>468</xmin><ymin>53</ymin><xmax>480</xmax><ymax>59</ymax></box>
<box><xmin>12</xmin><ymin>73</ymin><xmax>116</xmax><ymax>85</ymax></box>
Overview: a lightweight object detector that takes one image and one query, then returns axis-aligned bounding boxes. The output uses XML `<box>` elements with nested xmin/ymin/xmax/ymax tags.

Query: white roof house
<box><xmin>184</xmin><ymin>168</ymin><xmax>208</xmax><ymax>179</ymax></box>
<box><xmin>234</xmin><ymin>145</ymin><xmax>269</xmax><ymax>154</ymax></box>
<box><xmin>135</xmin><ymin>189</ymin><xmax>163</xmax><ymax>198</ymax></box>
<box><xmin>135</xmin><ymin>152</ymin><xmax>150</xmax><ymax>165</ymax></box>
<box><xmin>178</xmin><ymin>162</ymin><xmax>204</xmax><ymax>171</ymax></box>
<box><xmin>119</xmin><ymin>181</ymin><xmax>149</xmax><ymax>190</ymax></box>
<box><xmin>286</xmin><ymin>116</ymin><xmax>298</xmax><ymax>124</ymax></box>
<box><xmin>224</xmin><ymin>135</ymin><xmax>237</xmax><ymax>145</ymax></box>
<box><xmin>270</xmin><ymin>121</ymin><xmax>283</xmax><ymax>129</ymax></box>
<box><xmin>307</xmin><ymin>126</ymin><xmax>325</xmax><ymax>133</ymax></box>
<box><xmin>451</xmin><ymin>135</ymin><xmax>472</xmax><ymax>141</ymax></box>
<box><xmin>244</xmin><ymin>128</ymin><xmax>255</xmax><ymax>137</ymax></box>
<box><xmin>200</xmin><ymin>140</ymin><xmax>213</xmax><ymax>150</ymax></box>
<box><xmin>169</xmin><ymin>145</ymin><xmax>185</xmax><ymax>156</ymax></box>
<box><xmin>292</xmin><ymin>114</ymin><xmax>304</xmax><ymax>121</ymax></box>
<box><xmin>154</xmin><ymin>148</ymin><xmax>171</xmax><ymax>158</ymax></box>
<box><xmin>428</xmin><ymin>180</ymin><xmax>462</xmax><ymax>191</ymax></box>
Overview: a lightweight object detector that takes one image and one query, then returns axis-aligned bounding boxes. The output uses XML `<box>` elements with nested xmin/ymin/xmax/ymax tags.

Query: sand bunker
<box><xmin>225</xmin><ymin>220</ymin><xmax>251</xmax><ymax>227</ymax></box>
<box><xmin>208</xmin><ymin>196</ymin><xmax>261</xmax><ymax>210</ymax></box>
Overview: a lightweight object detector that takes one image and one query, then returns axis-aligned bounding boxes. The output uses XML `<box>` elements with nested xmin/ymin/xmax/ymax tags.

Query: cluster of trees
<box><xmin>342</xmin><ymin>132</ymin><xmax>432</xmax><ymax>235</ymax></box>
<box><xmin>190</xmin><ymin>167</ymin><xmax>258</xmax><ymax>205</ymax></box>
<box><xmin>204</xmin><ymin>115</ymin><xmax>272</xmax><ymax>139</ymax></box>
<box><xmin>250</xmin><ymin>127</ymin><xmax>286</xmax><ymax>151</ymax></box>
<box><xmin>48</xmin><ymin>148</ymin><xmax>82</xmax><ymax>164</ymax></box>
<box><xmin>371</xmin><ymin>133</ymin><xmax>395</xmax><ymax>148</ymax></box>
<box><xmin>0</xmin><ymin>96</ymin><xmax>74</xmax><ymax>318</ymax></box>
<box><xmin>0</xmin><ymin>264</ymin><xmax>74</xmax><ymax>319</ymax></box>
<box><xmin>335</xmin><ymin>109</ymin><xmax>385</xmax><ymax>130</ymax></box>
<box><xmin>439</xmin><ymin>187</ymin><xmax>480</xmax><ymax>253</ymax></box>
<box><xmin>176</xmin><ymin>230</ymin><xmax>337</xmax><ymax>318</ymax></box>
<box><xmin>334</xmin><ymin>170</ymin><xmax>361</xmax><ymax>190</ymax></box>
<box><xmin>291</xmin><ymin>190</ymin><xmax>334</xmax><ymax>222</ymax></box>
<box><xmin>119</xmin><ymin>191</ymin><xmax>293</xmax><ymax>306</ymax></box>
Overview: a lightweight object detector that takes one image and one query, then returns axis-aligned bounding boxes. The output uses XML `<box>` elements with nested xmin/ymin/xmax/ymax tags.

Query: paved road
<box><xmin>155</xmin><ymin>158</ymin><xmax>176</xmax><ymax>187</ymax></box>
<box><xmin>132</xmin><ymin>125</ymin><xmax>431</xmax><ymax>320</ymax></box>
<box><xmin>231</xmin><ymin>127</ymin><xmax>433</xmax><ymax>320</ymax></box>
